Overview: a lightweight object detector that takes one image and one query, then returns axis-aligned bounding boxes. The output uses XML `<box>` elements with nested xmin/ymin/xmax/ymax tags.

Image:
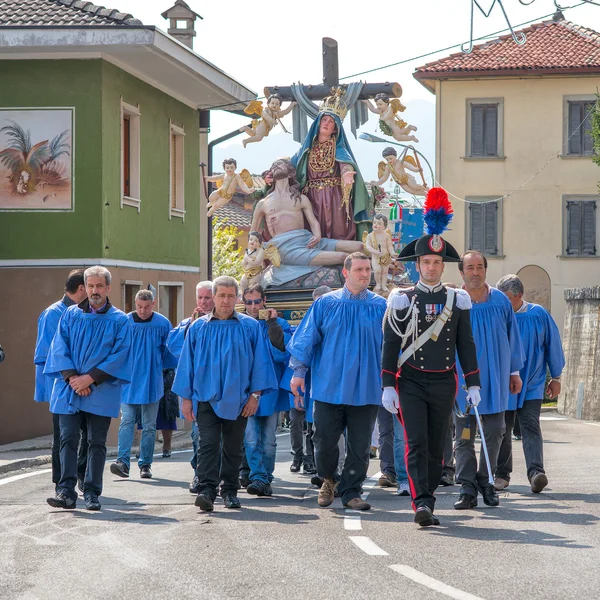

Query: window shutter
<box><xmin>566</xmin><ymin>201</ymin><xmax>582</xmax><ymax>255</ymax></box>
<box><xmin>469</xmin><ymin>203</ymin><xmax>484</xmax><ymax>250</ymax></box>
<box><xmin>471</xmin><ymin>104</ymin><xmax>484</xmax><ymax>157</ymax></box>
<box><xmin>583</xmin><ymin>101</ymin><xmax>594</xmax><ymax>155</ymax></box>
<box><xmin>123</xmin><ymin>115</ymin><xmax>131</xmax><ymax>197</ymax></box>
<box><xmin>484</xmin><ymin>105</ymin><xmax>498</xmax><ymax>156</ymax></box>
<box><xmin>582</xmin><ymin>200</ymin><xmax>597</xmax><ymax>255</ymax></box>
<box><xmin>484</xmin><ymin>202</ymin><xmax>499</xmax><ymax>255</ymax></box>
<box><xmin>568</xmin><ymin>102</ymin><xmax>582</xmax><ymax>155</ymax></box>
<box><xmin>171</xmin><ymin>134</ymin><xmax>177</xmax><ymax>209</ymax></box>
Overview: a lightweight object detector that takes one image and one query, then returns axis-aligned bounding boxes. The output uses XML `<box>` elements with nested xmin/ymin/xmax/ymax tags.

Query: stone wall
<box><xmin>559</xmin><ymin>286</ymin><xmax>600</xmax><ymax>420</ymax></box>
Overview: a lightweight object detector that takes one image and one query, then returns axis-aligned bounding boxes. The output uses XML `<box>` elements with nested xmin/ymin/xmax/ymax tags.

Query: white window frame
<box><xmin>169</xmin><ymin>122</ymin><xmax>186</xmax><ymax>220</ymax></box>
<box><xmin>562</xmin><ymin>95</ymin><xmax>596</xmax><ymax>158</ymax></box>
<box><xmin>465</xmin><ymin>98</ymin><xmax>504</xmax><ymax>159</ymax></box>
<box><xmin>157</xmin><ymin>281</ymin><xmax>185</xmax><ymax>325</ymax></box>
<box><xmin>121</xmin><ymin>100</ymin><xmax>141</xmax><ymax>210</ymax></box>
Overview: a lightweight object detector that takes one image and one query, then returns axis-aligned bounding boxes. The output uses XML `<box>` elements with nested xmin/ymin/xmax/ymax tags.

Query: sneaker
<box><xmin>290</xmin><ymin>458</ymin><xmax>302</xmax><ymax>473</ymax></box>
<box><xmin>530</xmin><ymin>472</ymin><xmax>548</xmax><ymax>494</ymax></box>
<box><xmin>47</xmin><ymin>492</ymin><xmax>76</xmax><ymax>510</ymax></box>
<box><xmin>110</xmin><ymin>461</ymin><xmax>129</xmax><ymax>478</ymax></box>
<box><xmin>318</xmin><ymin>478</ymin><xmax>337</xmax><ymax>507</ymax></box>
<box><xmin>239</xmin><ymin>474</ymin><xmax>251</xmax><ymax>488</ymax></box>
<box><xmin>195</xmin><ymin>493</ymin><xmax>214</xmax><ymax>511</ymax></box>
<box><xmin>512</xmin><ymin>434</ymin><xmax>522</xmax><ymax>441</ymax></box>
<box><xmin>162</xmin><ymin>449</ymin><xmax>171</xmax><ymax>458</ymax></box>
<box><xmin>494</xmin><ymin>477</ymin><xmax>509</xmax><ymax>491</ymax></box>
<box><xmin>378</xmin><ymin>472</ymin><xmax>397</xmax><ymax>488</ymax></box>
<box><xmin>302</xmin><ymin>460</ymin><xmax>317</xmax><ymax>475</ymax></box>
<box><xmin>189</xmin><ymin>476</ymin><xmax>201</xmax><ymax>494</ymax></box>
<box><xmin>397</xmin><ymin>481</ymin><xmax>410</xmax><ymax>496</ymax></box>
<box><xmin>140</xmin><ymin>465</ymin><xmax>152</xmax><ymax>479</ymax></box>
<box><xmin>84</xmin><ymin>492</ymin><xmax>101</xmax><ymax>511</ymax></box>
<box><xmin>223</xmin><ymin>494</ymin><xmax>241</xmax><ymax>509</ymax></box>
<box><xmin>247</xmin><ymin>480</ymin><xmax>272</xmax><ymax>497</ymax></box>
<box><xmin>439</xmin><ymin>472</ymin><xmax>455</xmax><ymax>486</ymax></box>
<box><xmin>344</xmin><ymin>497</ymin><xmax>371</xmax><ymax>511</ymax></box>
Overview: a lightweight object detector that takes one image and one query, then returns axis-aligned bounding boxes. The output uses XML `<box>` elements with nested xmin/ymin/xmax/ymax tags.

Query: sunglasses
<box><xmin>244</xmin><ymin>299</ymin><xmax>264</xmax><ymax>305</ymax></box>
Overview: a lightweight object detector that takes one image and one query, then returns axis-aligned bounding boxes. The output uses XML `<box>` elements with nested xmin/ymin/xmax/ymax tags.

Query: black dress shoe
<box><xmin>195</xmin><ymin>493</ymin><xmax>214</xmax><ymax>511</ymax></box>
<box><xmin>223</xmin><ymin>494</ymin><xmax>241</xmax><ymax>509</ymax></box>
<box><xmin>140</xmin><ymin>465</ymin><xmax>152</xmax><ymax>479</ymax></box>
<box><xmin>302</xmin><ymin>461</ymin><xmax>317</xmax><ymax>475</ymax></box>
<box><xmin>239</xmin><ymin>475</ymin><xmax>251</xmax><ymax>488</ymax></box>
<box><xmin>189</xmin><ymin>476</ymin><xmax>201</xmax><ymax>494</ymax></box>
<box><xmin>481</xmin><ymin>486</ymin><xmax>500</xmax><ymax>507</ymax></box>
<box><xmin>433</xmin><ymin>516</ymin><xmax>440</xmax><ymax>526</ymax></box>
<box><xmin>454</xmin><ymin>493</ymin><xmax>478</xmax><ymax>510</ymax></box>
<box><xmin>84</xmin><ymin>493</ymin><xmax>101</xmax><ymax>511</ymax></box>
<box><xmin>247</xmin><ymin>480</ymin><xmax>272</xmax><ymax>497</ymax></box>
<box><xmin>414</xmin><ymin>506</ymin><xmax>435</xmax><ymax>527</ymax></box>
<box><xmin>290</xmin><ymin>459</ymin><xmax>302</xmax><ymax>473</ymax></box>
<box><xmin>440</xmin><ymin>472</ymin><xmax>455</xmax><ymax>487</ymax></box>
<box><xmin>47</xmin><ymin>492</ymin><xmax>76</xmax><ymax>510</ymax></box>
<box><xmin>110</xmin><ymin>461</ymin><xmax>129</xmax><ymax>478</ymax></box>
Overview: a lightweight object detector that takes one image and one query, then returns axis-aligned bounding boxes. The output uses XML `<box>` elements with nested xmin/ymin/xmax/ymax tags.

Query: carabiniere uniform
<box><xmin>381</xmin><ymin>228</ymin><xmax>480</xmax><ymax>515</ymax></box>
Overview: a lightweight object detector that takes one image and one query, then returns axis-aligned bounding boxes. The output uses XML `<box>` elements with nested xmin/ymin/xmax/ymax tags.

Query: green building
<box><xmin>0</xmin><ymin>0</ymin><xmax>254</xmax><ymax>444</ymax></box>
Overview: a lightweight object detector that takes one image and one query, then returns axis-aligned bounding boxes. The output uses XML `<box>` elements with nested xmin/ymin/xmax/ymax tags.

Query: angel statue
<box><xmin>241</xmin><ymin>231</ymin><xmax>266</xmax><ymax>292</ymax></box>
<box><xmin>239</xmin><ymin>93</ymin><xmax>297</xmax><ymax>148</ymax></box>
<box><xmin>204</xmin><ymin>158</ymin><xmax>255</xmax><ymax>217</ymax></box>
<box><xmin>363</xmin><ymin>93</ymin><xmax>418</xmax><ymax>143</ymax></box>
<box><xmin>371</xmin><ymin>147</ymin><xmax>428</xmax><ymax>197</ymax></box>
<box><xmin>363</xmin><ymin>213</ymin><xmax>395</xmax><ymax>294</ymax></box>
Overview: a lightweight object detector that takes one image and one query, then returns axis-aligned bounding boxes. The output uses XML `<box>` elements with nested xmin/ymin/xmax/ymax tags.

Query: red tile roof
<box><xmin>414</xmin><ymin>18</ymin><xmax>600</xmax><ymax>85</ymax></box>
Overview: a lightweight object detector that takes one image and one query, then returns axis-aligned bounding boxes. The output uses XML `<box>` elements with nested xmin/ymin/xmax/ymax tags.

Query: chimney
<box><xmin>161</xmin><ymin>0</ymin><xmax>203</xmax><ymax>50</ymax></box>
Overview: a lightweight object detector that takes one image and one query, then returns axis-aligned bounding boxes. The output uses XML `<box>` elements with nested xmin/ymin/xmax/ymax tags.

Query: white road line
<box><xmin>349</xmin><ymin>536</ymin><xmax>389</xmax><ymax>556</ymax></box>
<box><xmin>389</xmin><ymin>565</ymin><xmax>485</xmax><ymax>600</ymax></box>
<box><xmin>344</xmin><ymin>514</ymin><xmax>362</xmax><ymax>531</ymax></box>
<box><xmin>0</xmin><ymin>469</ymin><xmax>52</xmax><ymax>486</ymax></box>
<box><xmin>539</xmin><ymin>416</ymin><xmax>567</xmax><ymax>421</ymax></box>
<box><xmin>343</xmin><ymin>471</ymin><xmax>381</xmax><ymax>531</ymax></box>
<box><xmin>584</xmin><ymin>422</ymin><xmax>600</xmax><ymax>427</ymax></box>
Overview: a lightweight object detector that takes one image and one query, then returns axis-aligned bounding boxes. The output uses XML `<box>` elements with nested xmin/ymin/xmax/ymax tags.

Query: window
<box><xmin>170</xmin><ymin>123</ymin><xmax>185</xmax><ymax>219</ymax></box>
<box><xmin>466</xmin><ymin>99</ymin><xmax>503</xmax><ymax>158</ymax></box>
<box><xmin>121</xmin><ymin>101</ymin><xmax>141</xmax><ymax>209</ymax></box>
<box><xmin>566</xmin><ymin>99</ymin><xmax>594</xmax><ymax>156</ymax></box>
<box><xmin>564</xmin><ymin>197</ymin><xmax>597</xmax><ymax>256</ymax></box>
<box><xmin>121</xmin><ymin>281</ymin><xmax>142</xmax><ymax>314</ymax></box>
<box><xmin>467</xmin><ymin>199</ymin><xmax>501</xmax><ymax>256</ymax></box>
<box><xmin>158</xmin><ymin>282</ymin><xmax>184</xmax><ymax>326</ymax></box>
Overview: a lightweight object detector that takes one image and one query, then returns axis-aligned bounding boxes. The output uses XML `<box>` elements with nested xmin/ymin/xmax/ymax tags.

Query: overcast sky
<box><xmin>113</xmin><ymin>0</ymin><xmax>600</xmax><ymax>186</ymax></box>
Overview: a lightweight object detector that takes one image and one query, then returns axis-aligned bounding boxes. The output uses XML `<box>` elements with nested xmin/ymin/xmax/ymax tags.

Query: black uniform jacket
<box><xmin>381</xmin><ymin>283</ymin><xmax>480</xmax><ymax>388</ymax></box>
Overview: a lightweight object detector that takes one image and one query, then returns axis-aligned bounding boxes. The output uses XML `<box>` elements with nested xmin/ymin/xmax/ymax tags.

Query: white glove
<box><xmin>382</xmin><ymin>387</ymin><xmax>400</xmax><ymax>414</ymax></box>
<box><xmin>466</xmin><ymin>386</ymin><xmax>481</xmax><ymax>407</ymax></box>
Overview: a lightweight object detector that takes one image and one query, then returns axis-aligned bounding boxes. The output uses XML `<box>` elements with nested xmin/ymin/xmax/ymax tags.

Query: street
<box><xmin>1</xmin><ymin>414</ymin><xmax>599</xmax><ymax>600</ymax></box>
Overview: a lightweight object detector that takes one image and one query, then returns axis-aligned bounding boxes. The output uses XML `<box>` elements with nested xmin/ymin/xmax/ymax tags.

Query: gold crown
<box><xmin>318</xmin><ymin>87</ymin><xmax>348</xmax><ymax>121</ymax></box>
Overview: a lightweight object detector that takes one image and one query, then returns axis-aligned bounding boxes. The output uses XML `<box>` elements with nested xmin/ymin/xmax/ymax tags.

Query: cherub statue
<box><xmin>363</xmin><ymin>93</ymin><xmax>418</xmax><ymax>143</ymax></box>
<box><xmin>241</xmin><ymin>231</ymin><xmax>265</xmax><ymax>292</ymax></box>
<box><xmin>363</xmin><ymin>213</ymin><xmax>395</xmax><ymax>294</ymax></box>
<box><xmin>239</xmin><ymin>93</ymin><xmax>296</xmax><ymax>148</ymax></box>
<box><xmin>204</xmin><ymin>158</ymin><xmax>255</xmax><ymax>217</ymax></box>
<box><xmin>371</xmin><ymin>147</ymin><xmax>428</xmax><ymax>197</ymax></box>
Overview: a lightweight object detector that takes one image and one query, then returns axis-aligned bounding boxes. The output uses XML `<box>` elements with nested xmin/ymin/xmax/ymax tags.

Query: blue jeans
<box><xmin>190</xmin><ymin>421</ymin><xmax>200</xmax><ymax>472</ymax></box>
<box><xmin>393</xmin><ymin>414</ymin><xmax>408</xmax><ymax>482</ymax></box>
<box><xmin>117</xmin><ymin>402</ymin><xmax>160</xmax><ymax>468</ymax></box>
<box><xmin>244</xmin><ymin>413</ymin><xmax>278</xmax><ymax>483</ymax></box>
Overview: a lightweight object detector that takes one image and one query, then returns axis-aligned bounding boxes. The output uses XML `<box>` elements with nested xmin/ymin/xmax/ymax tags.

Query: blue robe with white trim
<box><xmin>172</xmin><ymin>312</ymin><xmax>279</xmax><ymax>420</ymax></box>
<box><xmin>121</xmin><ymin>312</ymin><xmax>176</xmax><ymax>406</ymax></box>
<box><xmin>45</xmin><ymin>305</ymin><xmax>132</xmax><ymax>417</ymax></box>
<box><xmin>456</xmin><ymin>287</ymin><xmax>524</xmax><ymax>415</ymax></box>
<box><xmin>34</xmin><ymin>298</ymin><xmax>70</xmax><ymax>403</ymax></box>
<box><xmin>508</xmin><ymin>303</ymin><xmax>565</xmax><ymax>410</ymax></box>
<box><xmin>287</xmin><ymin>289</ymin><xmax>386</xmax><ymax>407</ymax></box>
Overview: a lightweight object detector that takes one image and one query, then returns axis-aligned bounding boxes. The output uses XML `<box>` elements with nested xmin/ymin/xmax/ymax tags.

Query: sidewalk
<box><xmin>0</xmin><ymin>430</ymin><xmax>193</xmax><ymax>477</ymax></box>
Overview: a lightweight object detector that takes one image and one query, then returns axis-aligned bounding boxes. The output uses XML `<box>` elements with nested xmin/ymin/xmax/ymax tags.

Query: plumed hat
<box><xmin>397</xmin><ymin>187</ymin><xmax>461</xmax><ymax>262</ymax></box>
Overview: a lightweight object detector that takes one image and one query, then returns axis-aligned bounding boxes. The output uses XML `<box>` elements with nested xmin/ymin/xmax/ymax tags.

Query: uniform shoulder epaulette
<box><xmin>454</xmin><ymin>288</ymin><xmax>472</xmax><ymax>310</ymax></box>
<box><xmin>387</xmin><ymin>287</ymin><xmax>412</xmax><ymax>311</ymax></box>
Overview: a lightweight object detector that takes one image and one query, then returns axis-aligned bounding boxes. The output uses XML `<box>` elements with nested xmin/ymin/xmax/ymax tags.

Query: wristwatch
<box><xmin>251</xmin><ymin>392</ymin><xmax>261</xmax><ymax>401</ymax></box>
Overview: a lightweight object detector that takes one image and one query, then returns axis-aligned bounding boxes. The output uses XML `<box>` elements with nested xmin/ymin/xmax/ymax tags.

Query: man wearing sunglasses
<box><xmin>240</xmin><ymin>285</ymin><xmax>292</xmax><ymax>496</ymax></box>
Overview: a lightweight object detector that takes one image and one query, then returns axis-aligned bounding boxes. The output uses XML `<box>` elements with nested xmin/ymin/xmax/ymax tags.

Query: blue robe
<box><xmin>34</xmin><ymin>298</ymin><xmax>70</xmax><ymax>403</ymax></box>
<box><xmin>287</xmin><ymin>289</ymin><xmax>386</xmax><ymax>406</ymax></box>
<box><xmin>166</xmin><ymin>317</ymin><xmax>192</xmax><ymax>362</ymax></box>
<box><xmin>282</xmin><ymin>366</ymin><xmax>314</xmax><ymax>423</ymax></box>
<box><xmin>121</xmin><ymin>312</ymin><xmax>176</xmax><ymax>406</ymax></box>
<box><xmin>44</xmin><ymin>305</ymin><xmax>132</xmax><ymax>417</ymax></box>
<box><xmin>255</xmin><ymin>317</ymin><xmax>292</xmax><ymax>417</ymax></box>
<box><xmin>456</xmin><ymin>287</ymin><xmax>525</xmax><ymax>415</ymax></box>
<box><xmin>508</xmin><ymin>303</ymin><xmax>565</xmax><ymax>410</ymax></box>
<box><xmin>172</xmin><ymin>312</ymin><xmax>279</xmax><ymax>421</ymax></box>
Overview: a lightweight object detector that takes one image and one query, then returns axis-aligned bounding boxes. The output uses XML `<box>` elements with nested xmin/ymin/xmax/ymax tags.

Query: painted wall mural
<box><xmin>0</xmin><ymin>108</ymin><xmax>74</xmax><ymax>211</ymax></box>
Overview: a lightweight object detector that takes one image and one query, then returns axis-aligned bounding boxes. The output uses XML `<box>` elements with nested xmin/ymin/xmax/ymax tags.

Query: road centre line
<box><xmin>539</xmin><ymin>416</ymin><xmax>567</xmax><ymax>421</ymax></box>
<box><xmin>0</xmin><ymin>469</ymin><xmax>52</xmax><ymax>486</ymax></box>
<box><xmin>343</xmin><ymin>471</ymin><xmax>381</xmax><ymax>531</ymax></box>
<box><xmin>389</xmin><ymin>565</ymin><xmax>485</xmax><ymax>600</ymax></box>
<box><xmin>349</xmin><ymin>536</ymin><xmax>389</xmax><ymax>556</ymax></box>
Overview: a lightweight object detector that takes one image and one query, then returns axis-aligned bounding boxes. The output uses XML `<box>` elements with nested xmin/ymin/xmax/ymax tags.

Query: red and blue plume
<box><xmin>423</xmin><ymin>187</ymin><xmax>453</xmax><ymax>235</ymax></box>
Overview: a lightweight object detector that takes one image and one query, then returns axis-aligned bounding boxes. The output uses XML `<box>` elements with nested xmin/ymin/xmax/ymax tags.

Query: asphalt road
<box><xmin>1</xmin><ymin>415</ymin><xmax>599</xmax><ymax>600</ymax></box>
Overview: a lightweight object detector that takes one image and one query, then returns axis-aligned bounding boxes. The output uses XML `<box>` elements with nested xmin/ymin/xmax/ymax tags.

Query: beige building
<box><xmin>414</xmin><ymin>15</ymin><xmax>600</xmax><ymax>332</ymax></box>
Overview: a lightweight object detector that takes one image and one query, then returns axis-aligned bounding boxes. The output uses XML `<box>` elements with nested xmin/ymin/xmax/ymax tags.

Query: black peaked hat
<box><xmin>397</xmin><ymin>234</ymin><xmax>461</xmax><ymax>262</ymax></box>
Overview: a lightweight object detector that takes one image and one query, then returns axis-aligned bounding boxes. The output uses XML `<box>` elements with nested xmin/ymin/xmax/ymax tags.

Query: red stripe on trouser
<box><xmin>395</xmin><ymin>368</ymin><xmax>418</xmax><ymax>512</ymax></box>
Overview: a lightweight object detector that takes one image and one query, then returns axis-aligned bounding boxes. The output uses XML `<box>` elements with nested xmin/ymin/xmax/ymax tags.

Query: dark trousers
<box><xmin>52</xmin><ymin>413</ymin><xmax>88</xmax><ymax>485</ymax></box>
<box><xmin>496</xmin><ymin>400</ymin><xmax>544</xmax><ymax>482</ymax></box>
<box><xmin>397</xmin><ymin>367</ymin><xmax>456</xmax><ymax>512</ymax></box>
<box><xmin>377</xmin><ymin>406</ymin><xmax>396</xmax><ymax>477</ymax></box>
<box><xmin>442</xmin><ymin>416</ymin><xmax>455</xmax><ymax>476</ymax></box>
<box><xmin>196</xmin><ymin>402</ymin><xmax>247</xmax><ymax>499</ymax></box>
<box><xmin>313</xmin><ymin>401</ymin><xmax>378</xmax><ymax>504</ymax></box>
<box><xmin>289</xmin><ymin>408</ymin><xmax>314</xmax><ymax>462</ymax></box>
<box><xmin>58</xmin><ymin>412</ymin><xmax>111</xmax><ymax>498</ymax></box>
